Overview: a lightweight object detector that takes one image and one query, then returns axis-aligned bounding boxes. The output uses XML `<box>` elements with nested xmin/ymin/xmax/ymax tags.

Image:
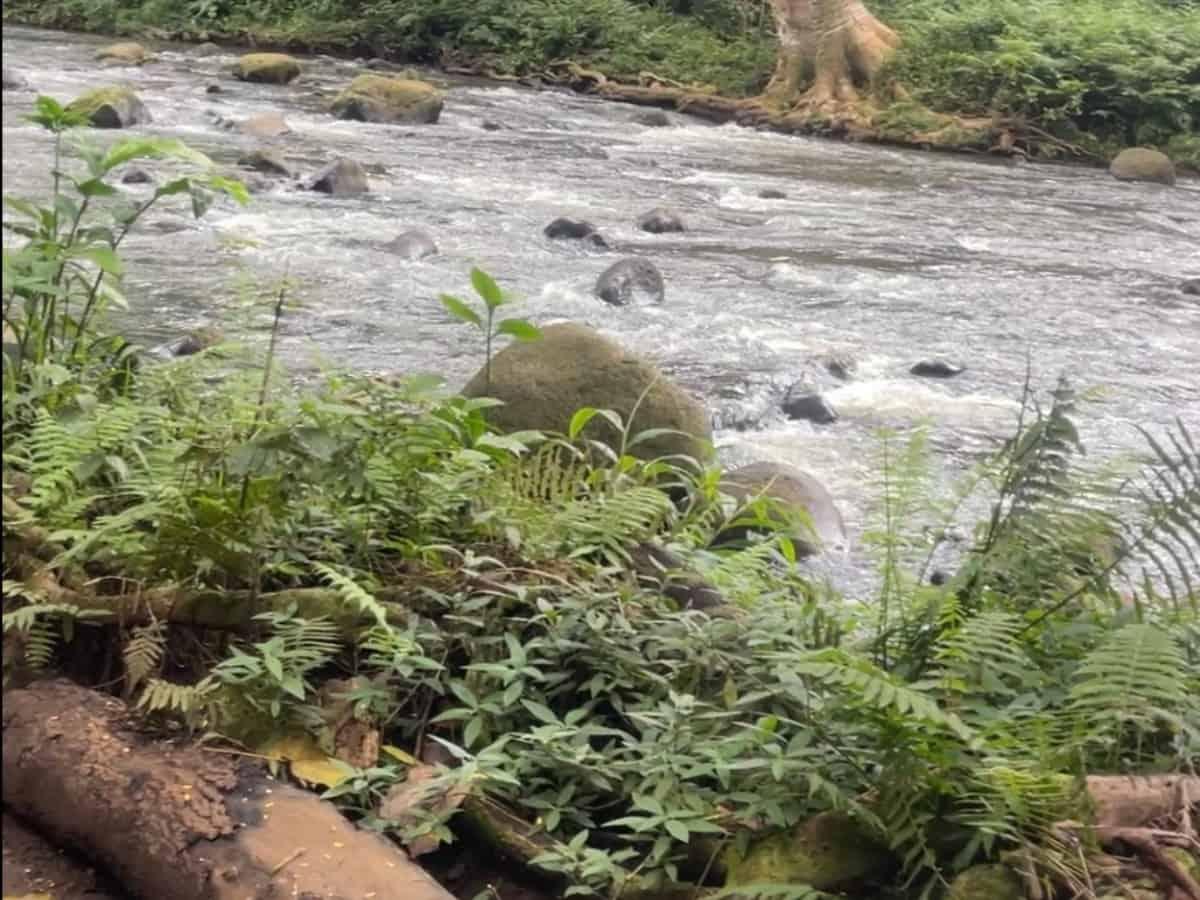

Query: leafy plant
<box><xmin>440</xmin><ymin>266</ymin><xmax>542</xmax><ymax>393</ymax></box>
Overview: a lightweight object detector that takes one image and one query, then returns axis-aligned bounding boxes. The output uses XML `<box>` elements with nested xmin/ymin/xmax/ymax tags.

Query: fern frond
<box><xmin>137</xmin><ymin>676</ymin><xmax>217</xmax><ymax>715</ymax></box>
<box><xmin>123</xmin><ymin>620</ymin><xmax>167</xmax><ymax>693</ymax></box>
<box><xmin>312</xmin><ymin>562</ymin><xmax>389</xmax><ymax>627</ymax></box>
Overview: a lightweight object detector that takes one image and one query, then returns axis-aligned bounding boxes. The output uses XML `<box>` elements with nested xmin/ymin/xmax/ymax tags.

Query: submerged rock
<box><xmin>120</xmin><ymin>168</ymin><xmax>153</xmax><ymax>185</ymax></box>
<box><xmin>723</xmin><ymin>812</ymin><xmax>890</xmax><ymax>891</ymax></box>
<box><xmin>461</xmin><ymin>322</ymin><xmax>711</xmax><ymax>461</ymax></box>
<box><xmin>237</xmin><ymin>148</ymin><xmax>291</xmax><ymax>177</ymax></box>
<box><xmin>782</xmin><ymin>389</ymin><xmax>838</xmax><ymax>424</ymax></box>
<box><xmin>717</xmin><ymin>461</ymin><xmax>847</xmax><ymax>556</ymax></box>
<box><xmin>636</xmin><ymin>207</ymin><xmax>685</xmax><ymax>234</ymax></box>
<box><xmin>824</xmin><ymin>355</ymin><xmax>856</xmax><ymax>380</ymax></box>
<box><xmin>194</xmin><ymin>41</ymin><xmax>223</xmax><ymax>56</ymax></box>
<box><xmin>383</xmin><ymin>229</ymin><xmax>438</xmax><ymax>260</ymax></box>
<box><xmin>480</xmin><ymin>119</ymin><xmax>504</xmax><ymax>131</ymax></box>
<box><xmin>2</xmin><ymin>67</ymin><xmax>29</xmax><ymax>91</ymax></box>
<box><xmin>66</xmin><ymin>86</ymin><xmax>151</xmax><ymax>128</ymax></box>
<box><xmin>306</xmin><ymin>158</ymin><xmax>369</xmax><ymax>195</ymax></box>
<box><xmin>1109</xmin><ymin>148</ymin><xmax>1176</xmax><ymax>186</ymax></box>
<box><xmin>94</xmin><ymin>42</ymin><xmax>150</xmax><ymax>65</ymax></box>
<box><xmin>544</xmin><ymin>217</ymin><xmax>603</xmax><ymax>243</ymax></box>
<box><xmin>330</xmin><ymin>74</ymin><xmax>444</xmax><ymax>124</ymax></box>
<box><xmin>910</xmin><ymin>359</ymin><xmax>966</xmax><ymax>378</ymax></box>
<box><xmin>205</xmin><ymin>83</ymin><xmax>223</xmax><ymax>94</ymax></box>
<box><xmin>758</xmin><ymin>188</ymin><xmax>787</xmax><ymax>199</ymax></box>
<box><xmin>148</xmin><ymin>326</ymin><xmax>223</xmax><ymax>359</ymax></box>
<box><xmin>632</xmin><ymin>109</ymin><xmax>672</xmax><ymax>127</ymax></box>
<box><xmin>234</xmin><ymin>53</ymin><xmax>301</xmax><ymax>84</ymax></box>
<box><xmin>237</xmin><ymin>112</ymin><xmax>290</xmax><ymax>138</ymax></box>
<box><xmin>595</xmin><ymin>258</ymin><xmax>664</xmax><ymax>305</ymax></box>
<box><xmin>1182</xmin><ymin>278</ymin><xmax>1200</xmax><ymax>296</ymax></box>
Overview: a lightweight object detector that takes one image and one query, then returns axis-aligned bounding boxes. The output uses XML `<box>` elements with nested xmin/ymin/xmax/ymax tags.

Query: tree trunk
<box><xmin>766</xmin><ymin>0</ymin><xmax>899</xmax><ymax>108</ymax></box>
<box><xmin>2</xmin><ymin>678</ymin><xmax>456</xmax><ymax>900</ymax></box>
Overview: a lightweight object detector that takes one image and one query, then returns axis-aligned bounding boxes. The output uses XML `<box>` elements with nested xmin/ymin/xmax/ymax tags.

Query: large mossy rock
<box><xmin>94</xmin><ymin>42</ymin><xmax>150</xmax><ymax>65</ymax></box>
<box><xmin>461</xmin><ymin>323</ymin><xmax>711</xmax><ymax>461</ymax></box>
<box><xmin>66</xmin><ymin>86</ymin><xmax>150</xmax><ymax>128</ymax></box>
<box><xmin>330</xmin><ymin>74</ymin><xmax>444</xmax><ymax>124</ymax></box>
<box><xmin>1109</xmin><ymin>148</ymin><xmax>1176</xmax><ymax>186</ymax></box>
<box><xmin>718</xmin><ymin>461</ymin><xmax>846</xmax><ymax>556</ymax></box>
<box><xmin>946</xmin><ymin>864</ymin><xmax>1025</xmax><ymax>900</ymax></box>
<box><xmin>234</xmin><ymin>53</ymin><xmax>301</xmax><ymax>85</ymax></box>
<box><xmin>722</xmin><ymin>812</ymin><xmax>891</xmax><ymax>891</ymax></box>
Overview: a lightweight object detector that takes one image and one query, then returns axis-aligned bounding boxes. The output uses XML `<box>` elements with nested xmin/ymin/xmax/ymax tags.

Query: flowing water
<box><xmin>4</xmin><ymin>26</ymin><xmax>1199</xmax><ymax>594</ymax></box>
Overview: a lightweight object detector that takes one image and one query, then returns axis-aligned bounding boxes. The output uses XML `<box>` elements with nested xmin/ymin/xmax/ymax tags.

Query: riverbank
<box><xmin>4</xmin><ymin>0</ymin><xmax>1198</xmax><ymax>171</ymax></box>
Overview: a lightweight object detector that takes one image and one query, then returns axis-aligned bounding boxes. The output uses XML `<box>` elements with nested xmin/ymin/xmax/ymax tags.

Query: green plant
<box><xmin>440</xmin><ymin>266</ymin><xmax>542</xmax><ymax>393</ymax></box>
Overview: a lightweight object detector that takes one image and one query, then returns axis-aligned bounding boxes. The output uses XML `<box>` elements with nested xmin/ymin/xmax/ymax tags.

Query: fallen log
<box><xmin>2</xmin><ymin>678</ymin><xmax>455</xmax><ymax>900</ymax></box>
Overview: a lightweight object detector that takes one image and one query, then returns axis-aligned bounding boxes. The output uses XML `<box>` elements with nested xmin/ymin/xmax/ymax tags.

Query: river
<box><xmin>4</xmin><ymin>25</ymin><xmax>1198</xmax><ymax>595</ymax></box>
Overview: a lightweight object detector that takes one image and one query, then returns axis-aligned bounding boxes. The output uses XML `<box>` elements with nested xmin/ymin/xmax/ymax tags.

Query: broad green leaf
<box><xmin>568</xmin><ymin>407</ymin><xmax>599</xmax><ymax>440</ymax></box>
<box><xmin>440</xmin><ymin>294</ymin><xmax>482</xmax><ymax>328</ymax></box>
<box><xmin>522</xmin><ymin>700</ymin><xmax>559</xmax><ymax>724</ymax></box>
<box><xmin>496</xmin><ymin>318</ymin><xmax>542</xmax><ymax>342</ymax></box>
<box><xmin>75</xmin><ymin>177</ymin><xmax>117</xmax><ymax>198</ymax></box>
<box><xmin>665</xmin><ymin>819</ymin><xmax>690</xmax><ymax>842</ymax></box>
<box><xmin>98</xmin><ymin>136</ymin><xmax>212</xmax><ymax>174</ymax></box>
<box><xmin>76</xmin><ymin>246</ymin><xmax>123</xmax><ymax>276</ymax></box>
<box><xmin>470</xmin><ymin>267</ymin><xmax>504</xmax><ymax>309</ymax></box>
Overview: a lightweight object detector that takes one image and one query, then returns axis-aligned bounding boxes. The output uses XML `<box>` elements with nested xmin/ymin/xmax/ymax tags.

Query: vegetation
<box><xmin>4</xmin><ymin>0</ymin><xmax>1199</xmax><ymax>165</ymax></box>
<box><xmin>3</xmin><ymin>111</ymin><xmax>1199</xmax><ymax>898</ymax></box>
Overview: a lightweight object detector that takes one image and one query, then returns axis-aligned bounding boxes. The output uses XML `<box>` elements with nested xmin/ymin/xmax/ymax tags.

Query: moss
<box><xmin>722</xmin><ymin>812</ymin><xmax>891</xmax><ymax>891</ymax></box>
<box><xmin>233</xmin><ymin>52</ymin><xmax>301</xmax><ymax>84</ymax></box>
<box><xmin>946</xmin><ymin>864</ymin><xmax>1024</xmax><ymax>900</ymax></box>
<box><xmin>94</xmin><ymin>41</ymin><xmax>148</xmax><ymax>63</ymax></box>
<box><xmin>330</xmin><ymin>74</ymin><xmax>443</xmax><ymax>124</ymax></box>
<box><xmin>461</xmin><ymin>322</ymin><xmax>711</xmax><ymax>462</ymax></box>
<box><xmin>66</xmin><ymin>85</ymin><xmax>149</xmax><ymax>128</ymax></box>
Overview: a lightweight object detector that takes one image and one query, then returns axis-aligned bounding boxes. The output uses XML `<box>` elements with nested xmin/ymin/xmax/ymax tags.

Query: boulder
<box><xmin>946</xmin><ymin>864</ymin><xmax>1024</xmax><ymax>900</ymax></box>
<box><xmin>205</xmin><ymin>83</ymin><xmax>223</xmax><ymax>94</ymax></box>
<box><xmin>330</xmin><ymin>74</ymin><xmax>444</xmax><ymax>124</ymax></box>
<box><xmin>121</xmin><ymin>168</ymin><xmax>153</xmax><ymax>185</ymax></box>
<box><xmin>718</xmin><ymin>461</ymin><xmax>847</xmax><ymax>556</ymax></box>
<box><xmin>544</xmin><ymin>217</ymin><xmax>600</xmax><ymax>241</ymax></box>
<box><xmin>148</xmin><ymin>326</ymin><xmax>224</xmax><ymax>360</ymax></box>
<box><xmin>383</xmin><ymin>229</ymin><xmax>438</xmax><ymax>260</ymax></box>
<box><xmin>636</xmin><ymin>207</ymin><xmax>685</xmax><ymax>234</ymax></box>
<box><xmin>306</xmin><ymin>158</ymin><xmax>369</xmax><ymax>195</ymax></box>
<box><xmin>723</xmin><ymin>812</ymin><xmax>891</xmax><ymax>891</ymax></box>
<box><xmin>782</xmin><ymin>389</ymin><xmax>838</xmax><ymax>424</ymax></box>
<box><xmin>824</xmin><ymin>355</ymin><xmax>855</xmax><ymax>380</ymax></box>
<box><xmin>758</xmin><ymin>188</ymin><xmax>787</xmax><ymax>199</ymax></box>
<box><xmin>237</xmin><ymin>112</ymin><xmax>290</xmax><ymax>138</ymax></box>
<box><xmin>2</xmin><ymin>67</ymin><xmax>29</xmax><ymax>91</ymax></box>
<box><xmin>633</xmin><ymin>109</ymin><xmax>673</xmax><ymax>127</ymax></box>
<box><xmin>595</xmin><ymin>258</ymin><xmax>664</xmax><ymax>306</ymax></box>
<box><xmin>237</xmin><ymin>148</ymin><xmax>291</xmax><ymax>177</ymax></box>
<box><xmin>233</xmin><ymin>53</ymin><xmax>301</xmax><ymax>85</ymax></box>
<box><xmin>461</xmin><ymin>322</ymin><xmax>711</xmax><ymax>462</ymax></box>
<box><xmin>66</xmin><ymin>86</ymin><xmax>151</xmax><ymax>129</ymax></box>
<box><xmin>1182</xmin><ymin>278</ymin><xmax>1200</xmax><ymax>296</ymax></box>
<box><xmin>910</xmin><ymin>359</ymin><xmax>965</xmax><ymax>378</ymax></box>
<box><xmin>94</xmin><ymin>42</ymin><xmax>150</xmax><ymax>65</ymax></box>
<box><xmin>1109</xmin><ymin>148</ymin><xmax>1176</xmax><ymax>186</ymax></box>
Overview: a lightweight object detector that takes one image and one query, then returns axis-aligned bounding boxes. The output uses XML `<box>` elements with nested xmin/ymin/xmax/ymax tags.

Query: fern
<box><xmin>1066</xmin><ymin>623</ymin><xmax>1190</xmax><ymax>760</ymax></box>
<box><xmin>552</xmin><ymin>486</ymin><xmax>676</xmax><ymax>562</ymax></box>
<box><xmin>312</xmin><ymin>562</ymin><xmax>389</xmax><ymax>628</ymax></box>
<box><xmin>123</xmin><ymin>620</ymin><xmax>167</xmax><ymax>694</ymax></box>
<box><xmin>137</xmin><ymin>676</ymin><xmax>217</xmax><ymax>716</ymax></box>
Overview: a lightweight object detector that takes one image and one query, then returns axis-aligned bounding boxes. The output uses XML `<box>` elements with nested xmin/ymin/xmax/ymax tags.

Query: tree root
<box><xmin>2</xmin><ymin>678</ymin><xmax>455</xmax><ymax>900</ymax></box>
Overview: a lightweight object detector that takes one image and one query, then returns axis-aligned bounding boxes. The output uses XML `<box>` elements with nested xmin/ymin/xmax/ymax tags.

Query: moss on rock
<box><xmin>722</xmin><ymin>812</ymin><xmax>891</xmax><ymax>891</ymax></box>
<box><xmin>330</xmin><ymin>74</ymin><xmax>444</xmax><ymax>124</ymax></box>
<box><xmin>233</xmin><ymin>53</ymin><xmax>301</xmax><ymax>84</ymax></box>
<box><xmin>1109</xmin><ymin>147</ymin><xmax>1176</xmax><ymax>186</ymax></box>
<box><xmin>461</xmin><ymin>322</ymin><xmax>711</xmax><ymax>462</ymax></box>
<box><xmin>66</xmin><ymin>86</ymin><xmax>150</xmax><ymax>128</ymax></box>
<box><xmin>946</xmin><ymin>864</ymin><xmax>1025</xmax><ymax>900</ymax></box>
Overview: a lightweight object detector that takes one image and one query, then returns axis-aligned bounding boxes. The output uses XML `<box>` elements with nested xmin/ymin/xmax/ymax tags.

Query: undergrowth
<box><xmin>3</xmin><ymin>104</ymin><xmax>1199</xmax><ymax>899</ymax></box>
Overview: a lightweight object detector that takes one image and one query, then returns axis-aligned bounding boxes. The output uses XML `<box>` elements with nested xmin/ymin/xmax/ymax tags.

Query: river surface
<box><xmin>4</xmin><ymin>26</ymin><xmax>1199</xmax><ymax>595</ymax></box>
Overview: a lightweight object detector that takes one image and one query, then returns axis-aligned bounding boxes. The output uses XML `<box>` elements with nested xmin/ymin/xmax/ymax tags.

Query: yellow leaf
<box><xmin>257</xmin><ymin>733</ymin><xmax>351</xmax><ymax>788</ymax></box>
<box><xmin>380</xmin><ymin>744</ymin><xmax>420</xmax><ymax>766</ymax></box>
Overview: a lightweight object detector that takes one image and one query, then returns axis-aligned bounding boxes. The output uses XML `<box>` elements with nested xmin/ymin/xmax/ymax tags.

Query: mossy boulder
<box><xmin>722</xmin><ymin>812</ymin><xmax>891</xmax><ymax>891</ymax></box>
<box><xmin>1109</xmin><ymin>148</ymin><xmax>1176</xmax><ymax>186</ymax></box>
<box><xmin>233</xmin><ymin>53</ymin><xmax>301</xmax><ymax>85</ymax></box>
<box><xmin>717</xmin><ymin>461</ymin><xmax>847</xmax><ymax>557</ymax></box>
<box><xmin>330</xmin><ymin>74</ymin><xmax>444</xmax><ymax>124</ymax></box>
<box><xmin>66</xmin><ymin>86</ymin><xmax>150</xmax><ymax>128</ymax></box>
<box><xmin>461</xmin><ymin>323</ymin><xmax>711</xmax><ymax>462</ymax></box>
<box><xmin>94</xmin><ymin>42</ymin><xmax>150</xmax><ymax>65</ymax></box>
<box><xmin>946</xmin><ymin>864</ymin><xmax>1024</xmax><ymax>900</ymax></box>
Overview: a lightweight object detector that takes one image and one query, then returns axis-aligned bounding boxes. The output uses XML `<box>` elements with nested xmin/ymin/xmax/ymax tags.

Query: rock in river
<box><xmin>595</xmin><ymin>258</ymin><xmax>664</xmax><ymax>305</ymax></box>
